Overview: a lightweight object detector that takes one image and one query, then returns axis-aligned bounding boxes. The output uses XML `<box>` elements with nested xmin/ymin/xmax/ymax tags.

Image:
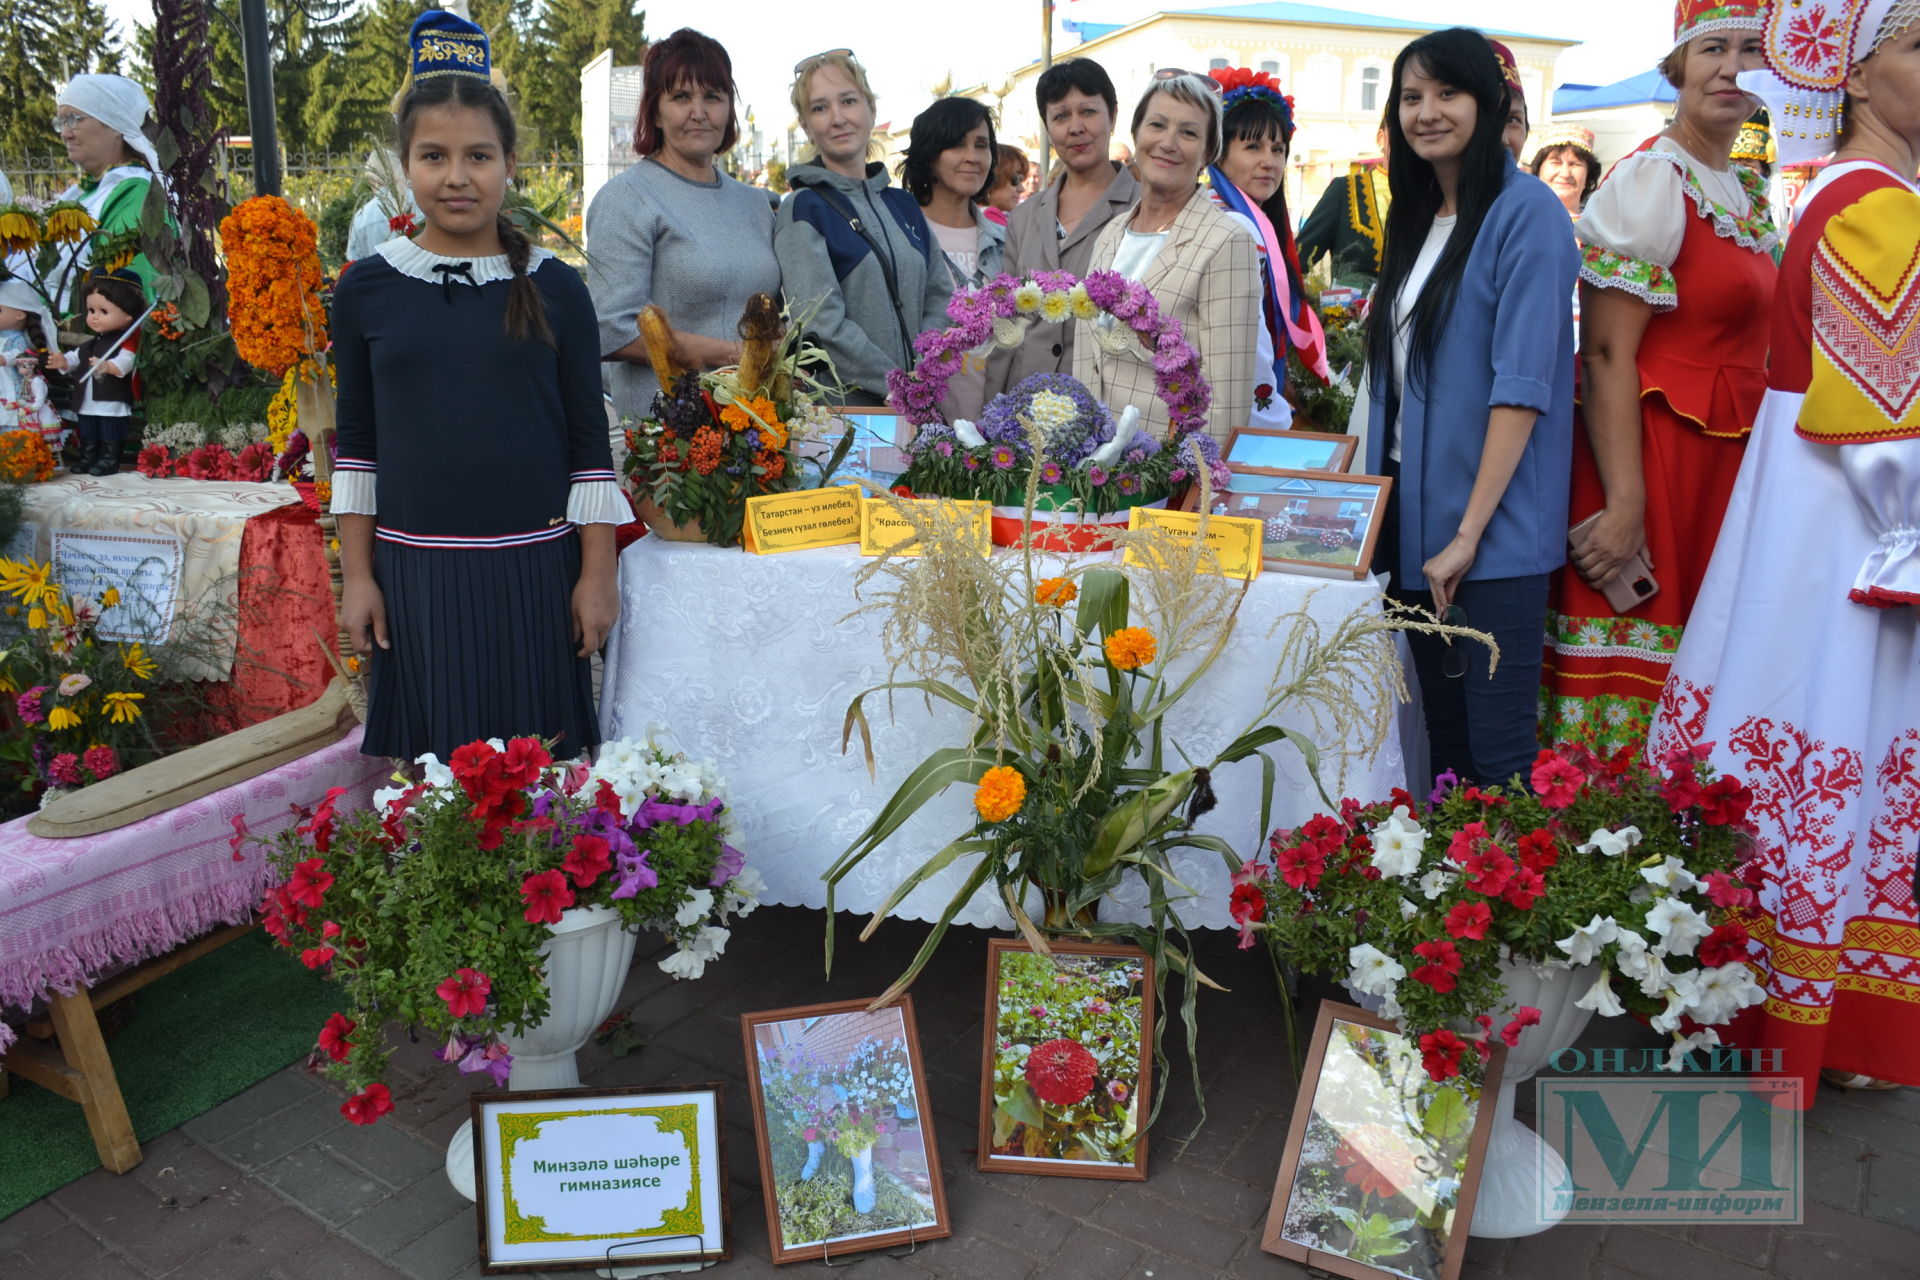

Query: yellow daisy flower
<box><xmin>47</xmin><ymin>705</ymin><xmax>82</xmax><ymax>730</ymax></box>
<box><xmin>103</xmin><ymin>691</ymin><xmax>145</xmax><ymax>723</ymax></box>
<box><xmin>122</xmin><ymin>644</ymin><xmax>157</xmax><ymax>679</ymax></box>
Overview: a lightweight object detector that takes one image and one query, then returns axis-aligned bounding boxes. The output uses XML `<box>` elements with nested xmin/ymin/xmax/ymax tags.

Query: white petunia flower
<box><xmin>1645</xmin><ymin>897</ymin><xmax>1712</xmax><ymax>956</ymax></box>
<box><xmin>414</xmin><ymin>752</ymin><xmax>455</xmax><ymax>790</ymax></box>
<box><xmin>371</xmin><ymin>784</ymin><xmax>410</xmax><ymax>810</ymax></box>
<box><xmin>1649</xmin><ymin>984</ymin><xmax>1690</xmax><ymax>1035</ymax></box>
<box><xmin>1664</xmin><ymin>1027</ymin><xmax>1721</xmax><ymax>1071</ymax></box>
<box><xmin>1347</xmin><ymin>944</ymin><xmax>1407</xmax><ymax>997</ymax></box>
<box><xmin>1577</xmin><ymin>825</ymin><xmax>1643</xmax><ymax>857</ymax></box>
<box><xmin>674</xmin><ymin>888</ymin><xmax>715</xmax><ymax>929</ymax></box>
<box><xmin>690</xmin><ymin>925</ymin><xmax>730</xmax><ymax>962</ymax></box>
<box><xmin>1555</xmin><ymin>915</ymin><xmax>1620</xmax><ymax>966</ymax></box>
<box><xmin>1398</xmin><ymin>897</ymin><xmax>1419</xmax><ymax>921</ymax></box>
<box><xmin>1574</xmin><ymin>968</ymin><xmax>1626</xmax><ymax>1017</ymax></box>
<box><xmin>1675</xmin><ymin>962</ymin><xmax>1768</xmax><ymax>1026</ymax></box>
<box><xmin>1614</xmin><ymin>930</ymin><xmax>1672</xmax><ymax>997</ymax></box>
<box><xmin>1639</xmin><ymin>856</ymin><xmax>1699</xmax><ymax>894</ymax></box>
<box><xmin>1369</xmin><ymin>805</ymin><xmax>1428</xmax><ymax>879</ymax></box>
<box><xmin>1417</xmin><ymin>866</ymin><xmax>1458</xmax><ymax>901</ymax></box>
<box><xmin>659</xmin><ymin>948</ymin><xmax>708</xmax><ymax>981</ymax></box>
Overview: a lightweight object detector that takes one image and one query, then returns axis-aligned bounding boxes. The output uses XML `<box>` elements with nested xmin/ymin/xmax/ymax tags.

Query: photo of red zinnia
<box><xmin>1419</xmin><ymin>1028</ymin><xmax>1467</xmax><ymax>1081</ymax></box>
<box><xmin>1444</xmin><ymin>901</ymin><xmax>1492</xmax><ymax>941</ymax></box>
<box><xmin>1025</xmin><ymin>1037</ymin><xmax>1099</xmax><ymax>1106</ymax></box>
<box><xmin>341</xmin><ymin>1082</ymin><xmax>394</xmax><ymax>1125</ymax></box>
<box><xmin>1530</xmin><ymin>750</ymin><xmax>1585</xmax><ymax>809</ymax></box>
<box><xmin>519</xmin><ymin>869</ymin><xmax>574</xmax><ymax>924</ymax></box>
<box><xmin>436</xmin><ymin>967</ymin><xmax>492</xmax><ymax>1018</ymax></box>
<box><xmin>318</xmin><ymin>1012</ymin><xmax>356</xmax><ymax>1063</ymax></box>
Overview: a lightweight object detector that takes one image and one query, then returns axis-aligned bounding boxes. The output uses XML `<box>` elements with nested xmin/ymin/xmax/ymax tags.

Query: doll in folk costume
<box><xmin>48</xmin><ymin>269</ymin><xmax>143</xmax><ymax>476</ymax></box>
<box><xmin>0</xmin><ymin>280</ymin><xmax>65</xmax><ymax>454</ymax></box>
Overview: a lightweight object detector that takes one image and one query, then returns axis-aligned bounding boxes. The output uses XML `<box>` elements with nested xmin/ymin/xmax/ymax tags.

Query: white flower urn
<box><xmin>1468</xmin><ymin>960</ymin><xmax>1596</xmax><ymax>1238</ymax></box>
<box><xmin>446</xmin><ymin>903</ymin><xmax>639</xmax><ymax>1200</ymax></box>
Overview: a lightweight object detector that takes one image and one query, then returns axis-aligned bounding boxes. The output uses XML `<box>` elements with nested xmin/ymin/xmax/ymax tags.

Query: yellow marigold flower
<box><xmin>974</xmin><ymin>765</ymin><xmax>1027</xmax><ymax>824</ymax></box>
<box><xmin>47</xmin><ymin>705</ymin><xmax>82</xmax><ymax>730</ymax></box>
<box><xmin>41</xmin><ymin>203</ymin><xmax>96</xmax><ymax>244</ymax></box>
<box><xmin>315</xmin><ymin>478</ymin><xmax>331</xmax><ymax>504</ymax></box>
<box><xmin>1104</xmin><ymin>627</ymin><xmax>1157</xmax><ymax>671</ymax></box>
<box><xmin>0</xmin><ymin>207</ymin><xmax>39</xmax><ymax>252</ymax></box>
<box><xmin>122</xmin><ymin>644</ymin><xmax>157</xmax><ymax>679</ymax></box>
<box><xmin>103</xmin><ymin>691</ymin><xmax>144</xmax><ymax>723</ymax></box>
<box><xmin>1034</xmin><ymin>577</ymin><xmax>1077</xmax><ymax>608</ymax></box>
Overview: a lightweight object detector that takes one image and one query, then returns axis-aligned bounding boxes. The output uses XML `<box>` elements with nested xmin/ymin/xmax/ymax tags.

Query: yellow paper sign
<box><xmin>859</xmin><ymin>496</ymin><xmax>993</xmax><ymax>558</ymax></box>
<box><xmin>1122</xmin><ymin>507</ymin><xmax>1263</xmax><ymax>580</ymax></box>
<box><xmin>742</xmin><ymin>485</ymin><xmax>864</xmax><ymax>554</ymax></box>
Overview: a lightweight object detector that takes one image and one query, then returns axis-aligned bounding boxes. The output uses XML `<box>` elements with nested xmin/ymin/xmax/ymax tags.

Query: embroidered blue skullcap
<box><xmin>409</xmin><ymin>10</ymin><xmax>490</xmax><ymax>82</ymax></box>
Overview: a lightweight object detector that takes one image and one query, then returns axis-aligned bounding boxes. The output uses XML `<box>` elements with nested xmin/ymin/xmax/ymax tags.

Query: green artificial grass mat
<box><xmin>0</xmin><ymin>929</ymin><xmax>342</xmax><ymax>1220</ymax></box>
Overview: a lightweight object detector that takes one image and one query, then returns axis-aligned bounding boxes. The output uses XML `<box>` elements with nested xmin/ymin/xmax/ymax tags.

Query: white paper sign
<box><xmin>49</xmin><ymin>529</ymin><xmax>183</xmax><ymax>643</ymax></box>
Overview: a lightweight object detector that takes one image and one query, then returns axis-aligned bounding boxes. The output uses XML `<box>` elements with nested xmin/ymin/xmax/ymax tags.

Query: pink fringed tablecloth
<box><xmin>0</xmin><ymin>727</ymin><xmax>386</xmax><ymax>1051</ymax></box>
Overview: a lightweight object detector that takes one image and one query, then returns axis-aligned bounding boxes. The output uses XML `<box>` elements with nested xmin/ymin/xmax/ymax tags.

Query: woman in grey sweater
<box><xmin>776</xmin><ymin>51</ymin><xmax>951</xmax><ymax>405</ymax></box>
<box><xmin>587</xmin><ymin>29</ymin><xmax>780</xmax><ymax>424</ymax></box>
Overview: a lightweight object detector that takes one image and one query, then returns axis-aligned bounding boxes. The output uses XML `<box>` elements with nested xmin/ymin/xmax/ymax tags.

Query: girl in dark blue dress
<box><xmin>331</xmin><ymin>11</ymin><xmax>627</xmax><ymax>760</ymax></box>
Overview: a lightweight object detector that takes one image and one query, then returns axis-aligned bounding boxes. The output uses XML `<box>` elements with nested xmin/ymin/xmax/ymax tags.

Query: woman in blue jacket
<box><xmin>1364</xmin><ymin>27</ymin><xmax>1579</xmax><ymax>790</ymax></box>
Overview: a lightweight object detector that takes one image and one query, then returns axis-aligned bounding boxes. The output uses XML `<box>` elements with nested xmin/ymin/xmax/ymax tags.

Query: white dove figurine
<box><xmin>1084</xmin><ymin>405</ymin><xmax>1139</xmax><ymax>469</ymax></box>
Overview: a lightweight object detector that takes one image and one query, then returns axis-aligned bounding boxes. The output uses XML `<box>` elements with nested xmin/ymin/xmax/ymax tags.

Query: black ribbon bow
<box><xmin>431</xmin><ymin>261</ymin><xmax>475</xmax><ymax>304</ymax></box>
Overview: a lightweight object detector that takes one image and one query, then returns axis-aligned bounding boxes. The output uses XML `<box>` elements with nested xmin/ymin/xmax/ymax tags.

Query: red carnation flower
<box><xmin>436</xmin><ymin>967</ymin><xmax>492</xmax><ymax>1018</ymax></box>
<box><xmin>1698</xmin><ymin>922</ymin><xmax>1753</xmax><ymax>968</ymax></box>
<box><xmin>1444</xmin><ymin>901</ymin><xmax>1492</xmax><ymax>941</ymax></box>
<box><xmin>318</xmin><ymin>1012</ymin><xmax>356</xmax><ymax>1063</ymax></box>
<box><xmin>1025</xmin><ymin>1037</ymin><xmax>1099</xmax><ymax>1106</ymax></box>
<box><xmin>520</xmin><ymin>869</ymin><xmax>574</xmax><ymax>925</ymax></box>
<box><xmin>341</xmin><ymin>1082</ymin><xmax>394</xmax><ymax>1126</ymax></box>
<box><xmin>1419</xmin><ymin>1029</ymin><xmax>1467</xmax><ymax>1081</ymax></box>
<box><xmin>286</xmin><ymin>857</ymin><xmax>334</xmax><ymax>909</ymax></box>
<box><xmin>563</xmin><ymin>834</ymin><xmax>613</xmax><ymax>888</ymax></box>
<box><xmin>1531</xmin><ymin>751</ymin><xmax>1586</xmax><ymax>809</ymax></box>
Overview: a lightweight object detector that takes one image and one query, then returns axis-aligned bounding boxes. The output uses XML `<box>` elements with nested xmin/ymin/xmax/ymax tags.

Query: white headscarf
<box><xmin>55</xmin><ymin>74</ymin><xmax>161</xmax><ymax>175</ymax></box>
<box><xmin>1738</xmin><ymin>0</ymin><xmax>1906</xmax><ymax>166</ymax></box>
<box><xmin>0</xmin><ymin>279</ymin><xmax>59</xmax><ymax>353</ymax></box>
<box><xmin>0</xmin><ymin>170</ymin><xmax>13</xmax><ymax>205</ymax></box>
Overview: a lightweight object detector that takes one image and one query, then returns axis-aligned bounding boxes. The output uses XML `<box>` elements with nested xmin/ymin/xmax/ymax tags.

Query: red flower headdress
<box><xmin>1209</xmin><ymin>66</ymin><xmax>1295</xmax><ymax>135</ymax></box>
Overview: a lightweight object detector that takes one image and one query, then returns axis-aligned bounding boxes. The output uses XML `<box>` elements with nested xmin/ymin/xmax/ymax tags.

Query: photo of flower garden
<box><xmin>1278</xmin><ymin>1018</ymin><xmax>1484</xmax><ymax>1280</ymax></box>
<box><xmin>985</xmin><ymin>945</ymin><xmax>1148</xmax><ymax>1171</ymax></box>
<box><xmin>749</xmin><ymin>1005</ymin><xmax>939</xmax><ymax>1253</ymax></box>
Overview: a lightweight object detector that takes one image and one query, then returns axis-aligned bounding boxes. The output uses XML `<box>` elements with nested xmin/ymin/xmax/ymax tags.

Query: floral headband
<box><xmin>1209</xmin><ymin>67</ymin><xmax>1295</xmax><ymax>135</ymax></box>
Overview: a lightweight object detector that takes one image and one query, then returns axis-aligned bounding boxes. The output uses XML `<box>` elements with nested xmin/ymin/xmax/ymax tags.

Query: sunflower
<box><xmin>41</xmin><ymin>203</ymin><xmax>97</xmax><ymax>244</ymax></box>
<box><xmin>0</xmin><ymin>206</ymin><xmax>38</xmax><ymax>252</ymax></box>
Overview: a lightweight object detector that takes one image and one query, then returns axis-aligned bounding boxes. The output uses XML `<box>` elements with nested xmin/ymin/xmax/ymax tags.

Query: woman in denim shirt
<box><xmin>1364</xmin><ymin>27</ymin><xmax>1579</xmax><ymax>789</ymax></box>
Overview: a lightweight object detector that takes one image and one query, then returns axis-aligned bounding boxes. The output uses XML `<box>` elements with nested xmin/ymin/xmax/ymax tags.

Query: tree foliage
<box><xmin>0</xmin><ymin>0</ymin><xmax>122</xmax><ymax>162</ymax></box>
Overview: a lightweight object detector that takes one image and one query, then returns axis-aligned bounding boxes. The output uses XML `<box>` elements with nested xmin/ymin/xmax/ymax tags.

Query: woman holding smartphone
<box><xmin>1365</xmin><ymin>27</ymin><xmax>1579</xmax><ymax>790</ymax></box>
<box><xmin>1539</xmin><ymin>0</ymin><xmax>1775</xmax><ymax>757</ymax></box>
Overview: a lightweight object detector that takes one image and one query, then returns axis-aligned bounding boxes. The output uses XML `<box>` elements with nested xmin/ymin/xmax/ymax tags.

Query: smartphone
<box><xmin>1568</xmin><ymin>512</ymin><xmax>1659</xmax><ymax>613</ymax></box>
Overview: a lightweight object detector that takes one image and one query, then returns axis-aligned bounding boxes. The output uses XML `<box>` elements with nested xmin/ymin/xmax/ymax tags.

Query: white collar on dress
<box><xmin>376</xmin><ymin>236</ymin><xmax>553</xmax><ymax>285</ymax></box>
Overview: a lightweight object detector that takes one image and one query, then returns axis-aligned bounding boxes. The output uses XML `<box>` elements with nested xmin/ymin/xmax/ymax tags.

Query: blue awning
<box><xmin>1552</xmin><ymin>69</ymin><xmax>1676</xmax><ymax>113</ymax></box>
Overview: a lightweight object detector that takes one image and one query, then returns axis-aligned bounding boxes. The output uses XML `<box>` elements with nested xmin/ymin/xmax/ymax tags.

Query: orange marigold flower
<box><xmin>220</xmin><ymin>196</ymin><xmax>328</xmax><ymax>377</ymax></box>
<box><xmin>1104</xmin><ymin>627</ymin><xmax>1156</xmax><ymax>671</ymax></box>
<box><xmin>0</xmin><ymin>430</ymin><xmax>57</xmax><ymax>483</ymax></box>
<box><xmin>688</xmin><ymin>426</ymin><xmax>724</xmax><ymax>476</ymax></box>
<box><xmin>1034</xmin><ymin>577</ymin><xmax>1077</xmax><ymax>608</ymax></box>
<box><xmin>718</xmin><ymin>396</ymin><xmax>778</xmax><ymax>435</ymax></box>
<box><xmin>973</xmin><ymin>765</ymin><xmax>1027</xmax><ymax>823</ymax></box>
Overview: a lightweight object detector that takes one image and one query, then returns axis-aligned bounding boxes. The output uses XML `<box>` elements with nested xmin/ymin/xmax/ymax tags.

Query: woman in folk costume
<box><xmin>1539</xmin><ymin>0</ymin><xmax>1778</xmax><ymax>756</ymax></box>
<box><xmin>51</xmin><ymin>75</ymin><xmax>163</xmax><ymax>311</ymax></box>
<box><xmin>1204</xmin><ymin>66</ymin><xmax>1330</xmax><ymax>430</ymax></box>
<box><xmin>1648</xmin><ymin>0</ymin><xmax>1920</xmax><ymax>1099</ymax></box>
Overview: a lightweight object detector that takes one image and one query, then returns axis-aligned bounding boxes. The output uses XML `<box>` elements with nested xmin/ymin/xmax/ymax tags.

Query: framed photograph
<box><xmin>1224</xmin><ymin>426</ymin><xmax>1357</xmax><ymax>475</ymax></box>
<box><xmin>741</xmin><ymin>997</ymin><xmax>950</xmax><ymax>1264</ymax></box>
<box><xmin>470</xmin><ymin>1084</ymin><xmax>729</xmax><ymax>1273</ymax></box>
<box><xmin>1260</xmin><ymin>1003</ymin><xmax>1503</xmax><ymax>1280</ymax></box>
<box><xmin>978</xmin><ymin>938</ymin><xmax>1154</xmax><ymax>1180</ymax></box>
<box><xmin>1185</xmin><ymin>469</ymin><xmax>1392</xmax><ymax>580</ymax></box>
<box><xmin>820</xmin><ymin>407</ymin><xmax>913</xmax><ymax>492</ymax></box>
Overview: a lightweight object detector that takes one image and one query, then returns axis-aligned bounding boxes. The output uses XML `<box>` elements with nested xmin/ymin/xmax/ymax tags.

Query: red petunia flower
<box><xmin>1516</xmin><ymin>828</ymin><xmax>1558</xmax><ymax>872</ymax></box>
<box><xmin>1698</xmin><ymin>776</ymin><xmax>1753</xmax><ymax>828</ymax></box>
<box><xmin>436</xmin><ymin>967</ymin><xmax>492</xmax><ymax>1018</ymax></box>
<box><xmin>1698</xmin><ymin>922</ymin><xmax>1752</xmax><ymax>969</ymax></box>
<box><xmin>1229</xmin><ymin>881</ymin><xmax>1267</xmax><ymax>926</ymax></box>
<box><xmin>1419</xmin><ymin>1029</ymin><xmax>1467</xmax><ymax>1081</ymax></box>
<box><xmin>1661</xmin><ymin>768</ymin><xmax>1703</xmax><ymax>813</ymax></box>
<box><xmin>1701</xmin><ymin>869</ymin><xmax>1755</xmax><ymax>910</ymax></box>
<box><xmin>318</xmin><ymin>1012</ymin><xmax>356</xmax><ymax>1062</ymax></box>
<box><xmin>1500</xmin><ymin>1006</ymin><xmax>1541</xmax><ymax>1048</ymax></box>
<box><xmin>1277</xmin><ymin>842</ymin><xmax>1327</xmax><ymax>889</ymax></box>
<box><xmin>341</xmin><ymin>1082</ymin><xmax>394</xmax><ymax>1126</ymax></box>
<box><xmin>563</xmin><ymin>834</ymin><xmax>613</xmax><ymax>888</ymax></box>
<box><xmin>1444</xmin><ymin>901</ymin><xmax>1492</xmax><ymax>941</ymax></box>
<box><xmin>498</xmin><ymin>737</ymin><xmax>551</xmax><ymax>790</ymax></box>
<box><xmin>298</xmin><ymin>787</ymin><xmax>351</xmax><ymax>854</ymax></box>
<box><xmin>1412</xmin><ymin>939</ymin><xmax>1463</xmax><ymax>992</ymax></box>
<box><xmin>1463</xmin><ymin>849</ymin><xmax>1516</xmax><ymax>897</ymax></box>
<box><xmin>286</xmin><ymin>857</ymin><xmax>334</xmax><ymax>909</ymax></box>
<box><xmin>299</xmin><ymin>946</ymin><xmax>335</xmax><ymax>970</ymax></box>
<box><xmin>1025</xmin><ymin>1037</ymin><xmax>1099</xmax><ymax>1106</ymax></box>
<box><xmin>1502</xmin><ymin>866</ymin><xmax>1546</xmax><ymax>910</ymax></box>
<box><xmin>1446</xmin><ymin>821</ymin><xmax>1491</xmax><ymax>864</ymax></box>
<box><xmin>229</xmin><ymin>813</ymin><xmax>250</xmax><ymax>863</ymax></box>
<box><xmin>1531</xmin><ymin>751</ymin><xmax>1586</xmax><ymax>809</ymax></box>
<box><xmin>519</xmin><ymin>869</ymin><xmax>574</xmax><ymax>925</ymax></box>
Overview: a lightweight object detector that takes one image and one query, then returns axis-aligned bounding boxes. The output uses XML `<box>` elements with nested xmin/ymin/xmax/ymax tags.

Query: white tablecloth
<box><xmin>600</xmin><ymin>538</ymin><xmax>1408</xmax><ymax>930</ymax></box>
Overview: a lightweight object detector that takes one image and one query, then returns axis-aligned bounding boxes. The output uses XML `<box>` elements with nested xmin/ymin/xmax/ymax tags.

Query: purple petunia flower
<box><xmin>610</xmin><ymin>848</ymin><xmax>659</xmax><ymax>899</ymax></box>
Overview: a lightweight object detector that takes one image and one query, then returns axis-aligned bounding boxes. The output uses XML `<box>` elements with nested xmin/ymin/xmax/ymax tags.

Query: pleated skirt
<box><xmin>363</xmin><ymin>531</ymin><xmax>600</xmax><ymax>762</ymax></box>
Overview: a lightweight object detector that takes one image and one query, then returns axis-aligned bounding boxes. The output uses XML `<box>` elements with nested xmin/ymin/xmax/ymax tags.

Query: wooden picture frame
<box><xmin>1260</xmin><ymin>1002</ymin><xmax>1504</xmax><ymax>1280</ymax></box>
<box><xmin>740</xmin><ymin>997</ymin><xmax>951</xmax><ymax>1264</ymax></box>
<box><xmin>469</xmin><ymin>1083</ymin><xmax>730</xmax><ymax>1274</ymax></box>
<box><xmin>820</xmin><ymin>407</ymin><xmax>913</xmax><ymax>491</ymax></box>
<box><xmin>1224</xmin><ymin>426</ymin><xmax>1358</xmax><ymax>475</ymax></box>
<box><xmin>977</xmin><ymin>938</ymin><xmax>1154</xmax><ymax>1180</ymax></box>
<box><xmin>1184</xmin><ymin>469</ymin><xmax>1392</xmax><ymax>580</ymax></box>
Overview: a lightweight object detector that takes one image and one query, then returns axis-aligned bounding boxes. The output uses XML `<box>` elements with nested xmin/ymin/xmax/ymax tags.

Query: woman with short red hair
<box><xmin>587</xmin><ymin>28</ymin><xmax>780</xmax><ymax>425</ymax></box>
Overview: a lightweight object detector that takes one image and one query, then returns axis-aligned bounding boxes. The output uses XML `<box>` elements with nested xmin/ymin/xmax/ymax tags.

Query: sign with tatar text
<box><xmin>1122</xmin><ymin>507</ymin><xmax>1263</xmax><ymax>580</ymax></box>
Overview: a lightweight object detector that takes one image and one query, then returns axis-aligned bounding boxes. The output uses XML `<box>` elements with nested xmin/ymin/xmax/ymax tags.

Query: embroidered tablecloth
<box><xmin>18</xmin><ymin>473</ymin><xmax>313</xmax><ymax>680</ymax></box>
<box><xmin>600</xmin><ymin>538</ymin><xmax>1409</xmax><ymax>931</ymax></box>
<box><xmin>0</xmin><ymin>727</ymin><xmax>386</xmax><ymax>1051</ymax></box>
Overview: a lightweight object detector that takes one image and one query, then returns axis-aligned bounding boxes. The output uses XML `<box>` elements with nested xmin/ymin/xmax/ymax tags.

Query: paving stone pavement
<box><xmin>5</xmin><ymin>906</ymin><xmax>1919</xmax><ymax>1280</ymax></box>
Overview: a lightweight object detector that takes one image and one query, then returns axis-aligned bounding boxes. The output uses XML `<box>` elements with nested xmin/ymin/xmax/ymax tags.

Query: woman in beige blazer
<box><xmin>1074</xmin><ymin>73</ymin><xmax>1259</xmax><ymax>447</ymax></box>
<box><xmin>984</xmin><ymin>58</ymin><xmax>1139</xmax><ymax>397</ymax></box>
